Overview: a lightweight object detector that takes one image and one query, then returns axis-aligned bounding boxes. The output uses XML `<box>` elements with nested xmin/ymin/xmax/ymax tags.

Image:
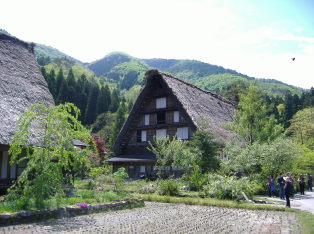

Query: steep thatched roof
<box><xmin>113</xmin><ymin>70</ymin><xmax>235</xmax><ymax>151</ymax></box>
<box><xmin>0</xmin><ymin>33</ymin><xmax>54</xmax><ymax>145</ymax></box>
<box><xmin>159</xmin><ymin>71</ymin><xmax>235</xmax><ymax>143</ymax></box>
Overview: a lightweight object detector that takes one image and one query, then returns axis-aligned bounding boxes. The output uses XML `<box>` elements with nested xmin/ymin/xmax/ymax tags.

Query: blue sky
<box><xmin>1</xmin><ymin>0</ymin><xmax>313</xmax><ymax>88</ymax></box>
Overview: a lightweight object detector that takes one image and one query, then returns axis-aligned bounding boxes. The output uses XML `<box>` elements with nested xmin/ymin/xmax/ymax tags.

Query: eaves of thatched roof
<box><xmin>0</xmin><ymin>33</ymin><xmax>55</xmax><ymax>145</ymax></box>
<box><xmin>113</xmin><ymin>70</ymin><xmax>235</xmax><ymax>151</ymax></box>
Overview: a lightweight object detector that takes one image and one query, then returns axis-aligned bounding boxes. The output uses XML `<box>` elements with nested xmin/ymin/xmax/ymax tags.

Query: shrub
<box><xmin>203</xmin><ymin>174</ymin><xmax>257</xmax><ymax>200</ymax></box>
<box><xmin>185</xmin><ymin>166</ymin><xmax>208</xmax><ymax>191</ymax></box>
<box><xmin>157</xmin><ymin>179</ymin><xmax>180</xmax><ymax>196</ymax></box>
<box><xmin>139</xmin><ymin>184</ymin><xmax>156</xmax><ymax>194</ymax></box>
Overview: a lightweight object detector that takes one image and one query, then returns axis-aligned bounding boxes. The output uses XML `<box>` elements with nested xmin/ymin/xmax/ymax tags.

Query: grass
<box><xmin>294</xmin><ymin>210</ymin><xmax>314</xmax><ymax>234</ymax></box>
<box><xmin>0</xmin><ymin>189</ymin><xmax>125</xmax><ymax>214</ymax></box>
<box><xmin>132</xmin><ymin>193</ymin><xmax>290</xmax><ymax>211</ymax></box>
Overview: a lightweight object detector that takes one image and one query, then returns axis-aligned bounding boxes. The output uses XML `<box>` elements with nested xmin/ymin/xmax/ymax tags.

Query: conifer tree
<box><xmin>85</xmin><ymin>84</ymin><xmax>100</xmax><ymax>125</ymax></box>
<box><xmin>56</xmin><ymin>68</ymin><xmax>65</xmax><ymax>96</ymax></box>
<box><xmin>67</xmin><ymin>68</ymin><xmax>77</xmax><ymax>104</ymax></box>
<box><xmin>109</xmin><ymin>89</ymin><xmax>120</xmax><ymax>113</ymax></box>
<box><xmin>76</xmin><ymin>74</ymin><xmax>89</xmax><ymax>123</ymax></box>
<box><xmin>96</xmin><ymin>86</ymin><xmax>110</xmax><ymax>115</ymax></box>
<box><xmin>57</xmin><ymin>78</ymin><xmax>70</xmax><ymax>104</ymax></box>
<box><xmin>111</xmin><ymin>102</ymin><xmax>126</xmax><ymax>145</ymax></box>
<box><xmin>49</xmin><ymin>69</ymin><xmax>57</xmax><ymax>100</ymax></box>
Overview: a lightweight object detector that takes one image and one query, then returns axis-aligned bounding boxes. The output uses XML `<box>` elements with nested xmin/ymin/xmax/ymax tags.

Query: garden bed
<box><xmin>0</xmin><ymin>199</ymin><xmax>144</xmax><ymax>226</ymax></box>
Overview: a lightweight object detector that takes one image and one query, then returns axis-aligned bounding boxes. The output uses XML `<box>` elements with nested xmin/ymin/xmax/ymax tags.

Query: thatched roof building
<box><xmin>0</xmin><ymin>33</ymin><xmax>54</xmax><ymax>146</ymax></box>
<box><xmin>110</xmin><ymin>69</ymin><xmax>235</xmax><ymax>178</ymax></box>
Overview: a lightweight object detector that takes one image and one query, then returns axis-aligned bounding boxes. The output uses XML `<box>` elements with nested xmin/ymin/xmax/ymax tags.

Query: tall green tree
<box><xmin>189</xmin><ymin>130</ymin><xmax>219</xmax><ymax>172</ymax></box>
<box><xmin>287</xmin><ymin>107</ymin><xmax>314</xmax><ymax>146</ymax></box>
<box><xmin>57</xmin><ymin>78</ymin><xmax>70</xmax><ymax>104</ymax></box>
<box><xmin>67</xmin><ymin>68</ymin><xmax>77</xmax><ymax>104</ymax></box>
<box><xmin>76</xmin><ymin>74</ymin><xmax>89</xmax><ymax>123</ymax></box>
<box><xmin>8</xmin><ymin>103</ymin><xmax>94</xmax><ymax>208</ymax></box>
<box><xmin>48</xmin><ymin>69</ymin><xmax>57</xmax><ymax>100</ymax></box>
<box><xmin>147</xmin><ymin>136</ymin><xmax>194</xmax><ymax>176</ymax></box>
<box><xmin>96</xmin><ymin>86</ymin><xmax>110</xmax><ymax>115</ymax></box>
<box><xmin>56</xmin><ymin>68</ymin><xmax>65</xmax><ymax>96</ymax></box>
<box><xmin>111</xmin><ymin>103</ymin><xmax>126</xmax><ymax>146</ymax></box>
<box><xmin>85</xmin><ymin>84</ymin><xmax>100</xmax><ymax>125</ymax></box>
<box><xmin>228</xmin><ymin>86</ymin><xmax>283</xmax><ymax>144</ymax></box>
<box><xmin>109</xmin><ymin>89</ymin><xmax>120</xmax><ymax>113</ymax></box>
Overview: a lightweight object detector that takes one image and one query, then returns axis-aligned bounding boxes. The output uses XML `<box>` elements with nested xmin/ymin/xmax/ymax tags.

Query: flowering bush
<box><xmin>75</xmin><ymin>202</ymin><xmax>89</xmax><ymax>208</ymax></box>
<box><xmin>203</xmin><ymin>174</ymin><xmax>257</xmax><ymax>200</ymax></box>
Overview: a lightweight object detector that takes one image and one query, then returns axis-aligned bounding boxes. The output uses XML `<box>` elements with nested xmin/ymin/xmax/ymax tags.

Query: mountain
<box><xmin>86</xmin><ymin>52</ymin><xmax>301</xmax><ymax>96</ymax></box>
<box><xmin>1</xmin><ymin>28</ymin><xmax>301</xmax><ymax>96</ymax></box>
<box><xmin>35</xmin><ymin>44</ymin><xmax>84</xmax><ymax>65</ymax></box>
<box><xmin>88</xmin><ymin>52</ymin><xmax>150</xmax><ymax>90</ymax></box>
<box><xmin>0</xmin><ymin>29</ymin><xmax>83</xmax><ymax>66</ymax></box>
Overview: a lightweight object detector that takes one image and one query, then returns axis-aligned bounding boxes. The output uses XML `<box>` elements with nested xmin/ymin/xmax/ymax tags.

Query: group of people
<box><xmin>267</xmin><ymin>172</ymin><xmax>313</xmax><ymax>208</ymax></box>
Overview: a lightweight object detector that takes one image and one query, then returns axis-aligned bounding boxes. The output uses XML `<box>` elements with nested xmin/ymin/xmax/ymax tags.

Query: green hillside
<box><xmin>87</xmin><ymin>53</ymin><xmax>302</xmax><ymax>96</ymax></box>
<box><xmin>35</xmin><ymin>44</ymin><xmax>84</xmax><ymax>65</ymax></box>
<box><xmin>43</xmin><ymin>58</ymin><xmax>94</xmax><ymax>79</ymax></box>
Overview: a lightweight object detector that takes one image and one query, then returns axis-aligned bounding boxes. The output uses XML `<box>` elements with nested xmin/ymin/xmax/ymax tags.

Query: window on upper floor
<box><xmin>173</xmin><ymin>111</ymin><xmax>179</xmax><ymax>123</ymax></box>
<box><xmin>137</xmin><ymin>130</ymin><xmax>147</xmax><ymax>142</ymax></box>
<box><xmin>176</xmin><ymin>127</ymin><xmax>189</xmax><ymax>140</ymax></box>
<box><xmin>157</xmin><ymin>111</ymin><xmax>166</xmax><ymax>124</ymax></box>
<box><xmin>156</xmin><ymin>129</ymin><xmax>167</xmax><ymax>139</ymax></box>
<box><xmin>144</xmin><ymin>114</ymin><xmax>149</xmax><ymax>125</ymax></box>
<box><xmin>156</xmin><ymin>97</ymin><xmax>166</xmax><ymax>109</ymax></box>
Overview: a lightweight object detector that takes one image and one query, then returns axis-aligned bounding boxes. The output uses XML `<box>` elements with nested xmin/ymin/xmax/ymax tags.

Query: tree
<box><xmin>8</xmin><ymin>103</ymin><xmax>94</xmax><ymax>208</ymax></box>
<box><xmin>228</xmin><ymin>86</ymin><xmax>283</xmax><ymax>144</ymax></box>
<box><xmin>111</xmin><ymin>103</ymin><xmax>126</xmax><ymax>146</ymax></box>
<box><xmin>223</xmin><ymin>137</ymin><xmax>298</xmax><ymax>177</ymax></box>
<box><xmin>66</xmin><ymin>68</ymin><xmax>77</xmax><ymax>104</ymax></box>
<box><xmin>189</xmin><ymin>130</ymin><xmax>219</xmax><ymax>172</ymax></box>
<box><xmin>96</xmin><ymin>86</ymin><xmax>110</xmax><ymax>115</ymax></box>
<box><xmin>56</xmin><ymin>68</ymin><xmax>65</xmax><ymax>96</ymax></box>
<box><xmin>85</xmin><ymin>84</ymin><xmax>100</xmax><ymax>125</ymax></box>
<box><xmin>109</xmin><ymin>89</ymin><xmax>120</xmax><ymax>112</ymax></box>
<box><xmin>287</xmin><ymin>107</ymin><xmax>314</xmax><ymax>146</ymax></box>
<box><xmin>57</xmin><ymin>78</ymin><xmax>70</xmax><ymax>104</ymax></box>
<box><xmin>147</xmin><ymin>136</ymin><xmax>194</xmax><ymax>176</ymax></box>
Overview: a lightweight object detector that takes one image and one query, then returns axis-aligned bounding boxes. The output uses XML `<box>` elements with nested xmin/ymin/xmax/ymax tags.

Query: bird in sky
<box><xmin>291</xmin><ymin>57</ymin><xmax>295</xmax><ymax>61</ymax></box>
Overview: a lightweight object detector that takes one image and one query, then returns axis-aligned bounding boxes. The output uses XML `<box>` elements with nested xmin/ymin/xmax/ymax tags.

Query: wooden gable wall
<box><xmin>120</xmin><ymin>76</ymin><xmax>195</xmax><ymax>155</ymax></box>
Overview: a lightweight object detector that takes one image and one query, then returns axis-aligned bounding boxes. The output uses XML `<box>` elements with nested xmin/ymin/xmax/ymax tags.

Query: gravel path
<box><xmin>0</xmin><ymin>202</ymin><xmax>300</xmax><ymax>234</ymax></box>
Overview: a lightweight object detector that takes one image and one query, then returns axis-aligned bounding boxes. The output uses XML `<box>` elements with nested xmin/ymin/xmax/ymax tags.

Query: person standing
<box><xmin>284</xmin><ymin>172</ymin><xmax>292</xmax><ymax>208</ymax></box>
<box><xmin>277</xmin><ymin>173</ymin><xmax>285</xmax><ymax>200</ymax></box>
<box><xmin>308</xmin><ymin>173</ymin><xmax>313</xmax><ymax>191</ymax></box>
<box><xmin>298</xmin><ymin>174</ymin><xmax>305</xmax><ymax>195</ymax></box>
<box><xmin>267</xmin><ymin>175</ymin><xmax>277</xmax><ymax>197</ymax></box>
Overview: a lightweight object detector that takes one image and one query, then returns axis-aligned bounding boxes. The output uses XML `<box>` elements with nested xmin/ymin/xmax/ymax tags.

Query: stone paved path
<box><xmin>0</xmin><ymin>202</ymin><xmax>300</xmax><ymax>234</ymax></box>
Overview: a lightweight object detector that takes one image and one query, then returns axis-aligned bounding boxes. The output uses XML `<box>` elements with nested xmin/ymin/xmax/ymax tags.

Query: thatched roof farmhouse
<box><xmin>0</xmin><ymin>33</ymin><xmax>54</xmax><ymax>190</ymax></box>
<box><xmin>109</xmin><ymin>69</ymin><xmax>235</xmax><ymax>178</ymax></box>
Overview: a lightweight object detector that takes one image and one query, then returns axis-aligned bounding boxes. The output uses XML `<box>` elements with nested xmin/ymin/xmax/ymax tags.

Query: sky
<box><xmin>1</xmin><ymin>0</ymin><xmax>313</xmax><ymax>89</ymax></box>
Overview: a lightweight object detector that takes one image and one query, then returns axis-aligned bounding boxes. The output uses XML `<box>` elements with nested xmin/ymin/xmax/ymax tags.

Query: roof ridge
<box><xmin>0</xmin><ymin>33</ymin><xmax>35</xmax><ymax>54</ymax></box>
<box><xmin>161</xmin><ymin>72</ymin><xmax>235</xmax><ymax>106</ymax></box>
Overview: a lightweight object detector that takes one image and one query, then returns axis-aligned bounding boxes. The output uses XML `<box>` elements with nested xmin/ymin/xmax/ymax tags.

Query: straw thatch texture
<box><xmin>161</xmin><ymin>72</ymin><xmax>235</xmax><ymax>143</ymax></box>
<box><xmin>0</xmin><ymin>34</ymin><xmax>54</xmax><ymax>145</ymax></box>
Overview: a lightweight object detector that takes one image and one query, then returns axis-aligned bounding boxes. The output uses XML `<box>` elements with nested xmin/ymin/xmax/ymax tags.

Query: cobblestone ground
<box><xmin>0</xmin><ymin>202</ymin><xmax>300</xmax><ymax>234</ymax></box>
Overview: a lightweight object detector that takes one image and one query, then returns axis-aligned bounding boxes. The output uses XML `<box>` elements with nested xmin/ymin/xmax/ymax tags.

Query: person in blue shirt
<box><xmin>277</xmin><ymin>173</ymin><xmax>285</xmax><ymax>200</ymax></box>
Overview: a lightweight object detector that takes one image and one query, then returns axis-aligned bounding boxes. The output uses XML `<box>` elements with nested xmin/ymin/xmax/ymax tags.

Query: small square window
<box><xmin>156</xmin><ymin>97</ymin><xmax>166</xmax><ymax>109</ymax></box>
<box><xmin>176</xmin><ymin>127</ymin><xmax>189</xmax><ymax>140</ymax></box>
<box><xmin>137</xmin><ymin>130</ymin><xmax>147</xmax><ymax>142</ymax></box>
<box><xmin>156</xmin><ymin>129</ymin><xmax>167</xmax><ymax>139</ymax></box>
